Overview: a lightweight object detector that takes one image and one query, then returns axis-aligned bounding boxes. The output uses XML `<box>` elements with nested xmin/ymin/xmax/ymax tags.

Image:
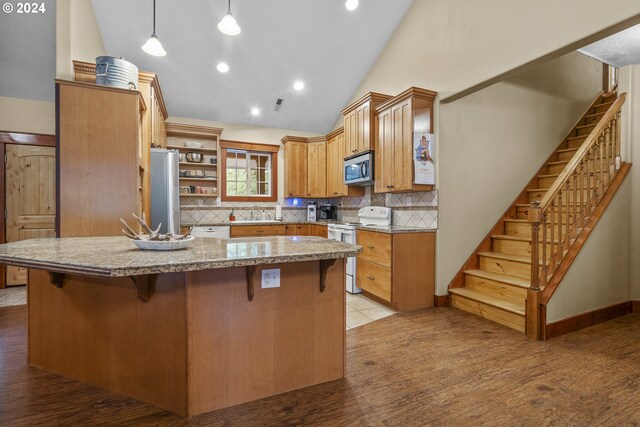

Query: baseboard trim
<box><xmin>545</xmin><ymin>301</ymin><xmax>634</xmax><ymax>340</ymax></box>
<box><xmin>434</xmin><ymin>295</ymin><xmax>450</xmax><ymax>307</ymax></box>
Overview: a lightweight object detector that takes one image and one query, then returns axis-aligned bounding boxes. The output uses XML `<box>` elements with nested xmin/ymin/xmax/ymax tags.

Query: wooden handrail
<box><xmin>539</xmin><ymin>93</ymin><xmax>626</xmax><ymax>211</ymax></box>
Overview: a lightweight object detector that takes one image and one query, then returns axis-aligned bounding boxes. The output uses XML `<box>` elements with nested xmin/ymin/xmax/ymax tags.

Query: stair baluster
<box><xmin>526</xmin><ymin>93</ymin><xmax>627</xmax><ymax>338</ymax></box>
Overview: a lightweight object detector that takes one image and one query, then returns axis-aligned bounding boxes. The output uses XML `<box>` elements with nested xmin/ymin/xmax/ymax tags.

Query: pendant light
<box><xmin>217</xmin><ymin>0</ymin><xmax>241</xmax><ymax>36</ymax></box>
<box><xmin>141</xmin><ymin>0</ymin><xmax>167</xmax><ymax>57</ymax></box>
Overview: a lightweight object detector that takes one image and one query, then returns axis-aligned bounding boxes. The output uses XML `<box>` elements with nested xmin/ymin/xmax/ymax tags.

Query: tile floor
<box><xmin>0</xmin><ymin>286</ymin><xmax>26</xmax><ymax>307</ymax></box>
<box><xmin>0</xmin><ymin>287</ymin><xmax>393</xmax><ymax>327</ymax></box>
<box><xmin>346</xmin><ymin>292</ymin><xmax>396</xmax><ymax>329</ymax></box>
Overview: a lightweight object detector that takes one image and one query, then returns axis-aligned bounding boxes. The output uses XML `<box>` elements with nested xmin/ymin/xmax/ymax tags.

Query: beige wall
<box><xmin>56</xmin><ymin>0</ymin><xmax>106</xmax><ymax>79</ymax></box>
<box><xmin>546</xmin><ymin>177</ymin><xmax>631</xmax><ymax>322</ymax></box>
<box><xmin>436</xmin><ymin>52</ymin><xmax>602</xmax><ymax>295</ymax></box>
<box><xmin>340</xmin><ymin>0</ymin><xmax>640</xmax><ymax>116</ymax></box>
<box><xmin>619</xmin><ymin>65</ymin><xmax>640</xmax><ymax>300</ymax></box>
<box><xmin>0</xmin><ymin>96</ymin><xmax>55</xmax><ymax>134</ymax></box>
<box><xmin>167</xmin><ymin>116</ymin><xmax>321</xmax><ymax>201</ymax></box>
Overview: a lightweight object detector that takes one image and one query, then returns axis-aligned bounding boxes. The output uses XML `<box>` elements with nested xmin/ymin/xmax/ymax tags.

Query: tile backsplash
<box><xmin>181</xmin><ymin>187</ymin><xmax>438</xmax><ymax>229</ymax></box>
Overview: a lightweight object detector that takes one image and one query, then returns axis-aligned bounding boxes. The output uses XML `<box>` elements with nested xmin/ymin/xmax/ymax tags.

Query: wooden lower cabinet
<box><xmin>230</xmin><ymin>225</ymin><xmax>286</xmax><ymax>237</ymax></box>
<box><xmin>231</xmin><ymin>224</ymin><xmax>327</xmax><ymax>238</ymax></box>
<box><xmin>356</xmin><ymin>229</ymin><xmax>435</xmax><ymax>311</ymax></box>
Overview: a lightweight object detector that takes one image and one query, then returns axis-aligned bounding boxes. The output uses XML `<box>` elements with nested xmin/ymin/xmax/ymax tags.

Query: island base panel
<box><xmin>27</xmin><ymin>260</ymin><xmax>346</xmax><ymax>418</ymax></box>
<box><xmin>28</xmin><ymin>269</ymin><xmax>189</xmax><ymax>415</ymax></box>
<box><xmin>187</xmin><ymin>260</ymin><xmax>346</xmax><ymax>416</ymax></box>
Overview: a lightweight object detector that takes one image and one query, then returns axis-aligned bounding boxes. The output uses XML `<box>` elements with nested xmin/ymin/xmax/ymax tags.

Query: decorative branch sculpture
<box><xmin>120</xmin><ymin>213</ymin><xmax>193</xmax><ymax>241</ymax></box>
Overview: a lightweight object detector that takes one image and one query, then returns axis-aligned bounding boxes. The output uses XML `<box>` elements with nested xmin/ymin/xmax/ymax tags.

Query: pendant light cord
<box><xmin>153</xmin><ymin>0</ymin><xmax>156</xmax><ymax>35</ymax></box>
<box><xmin>227</xmin><ymin>0</ymin><xmax>231</xmax><ymax>14</ymax></box>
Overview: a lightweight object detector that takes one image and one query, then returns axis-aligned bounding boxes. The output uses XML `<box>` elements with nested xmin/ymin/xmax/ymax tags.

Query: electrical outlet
<box><xmin>261</xmin><ymin>268</ymin><xmax>281</xmax><ymax>289</ymax></box>
<box><xmin>405</xmin><ymin>196</ymin><xmax>413</xmax><ymax>207</ymax></box>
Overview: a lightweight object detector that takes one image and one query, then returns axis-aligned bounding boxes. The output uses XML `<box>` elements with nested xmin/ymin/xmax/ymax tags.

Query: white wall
<box><xmin>341</xmin><ymin>0</ymin><xmax>640</xmax><ymax>113</ymax></box>
<box><xmin>436</xmin><ymin>52</ymin><xmax>602</xmax><ymax>295</ymax></box>
<box><xmin>56</xmin><ymin>0</ymin><xmax>106</xmax><ymax>79</ymax></box>
<box><xmin>619</xmin><ymin>65</ymin><xmax>640</xmax><ymax>300</ymax></box>
<box><xmin>546</xmin><ymin>177</ymin><xmax>631</xmax><ymax>322</ymax></box>
<box><xmin>167</xmin><ymin>116</ymin><xmax>321</xmax><ymax>201</ymax></box>
<box><xmin>0</xmin><ymin>96</ymin><xmax>55</xmax><ymax>134</ymax></box>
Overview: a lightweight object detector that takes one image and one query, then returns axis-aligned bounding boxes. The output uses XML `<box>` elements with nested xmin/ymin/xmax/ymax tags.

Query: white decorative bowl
<box><xmin>132</xmin><ymin>236</ymin><xmax>195</xmax><ymax>251</ymax></box>
<box><xmin>183</xmin><ymin>141</ymin><xmax>203</xmax><ymax>148</ymax></box>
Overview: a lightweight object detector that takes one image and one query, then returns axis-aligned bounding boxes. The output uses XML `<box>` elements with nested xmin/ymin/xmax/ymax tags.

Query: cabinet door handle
<box><xmin>367</xmin><ymin>275</ymin><xmax>375</xmax><ymax>280</ymax></box>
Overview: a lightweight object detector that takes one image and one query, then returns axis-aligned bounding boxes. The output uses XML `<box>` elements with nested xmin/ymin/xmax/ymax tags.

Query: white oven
<box><xmin>327</xmin><ymin>223</ymin><xmax>360</xmax><ymax>294</ymax></box>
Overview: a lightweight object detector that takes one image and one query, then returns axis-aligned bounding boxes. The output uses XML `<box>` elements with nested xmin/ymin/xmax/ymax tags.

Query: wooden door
<box><xmin>307</xmin><ymin>141</ymin><xmax>326</xmax><ymax>197</ymax></box>
<box><xmin>284</xmin><ymin>142</ymin><xmax>308</xmax><ymax>197</ymax></box>
<box><xmin>392</xmin><ymin>98</ymin><xmax>413</xmax><ymax>192</ymax></box>
<box><xmin>375</xmin><ymin>107</ymin><xmax>393</xmax><ymax>193</ymax></box>
<box><xmin>5</xmin><ymin>145</ymin><xmax>56</xmax><ymax>285</ymax></box>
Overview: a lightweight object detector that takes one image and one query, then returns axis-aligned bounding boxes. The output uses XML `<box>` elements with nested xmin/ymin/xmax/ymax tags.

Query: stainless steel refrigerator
<box><xmin>150</xmin><ymin>148</ymin><xmax>180</xmax><ymax>235</ymax></box>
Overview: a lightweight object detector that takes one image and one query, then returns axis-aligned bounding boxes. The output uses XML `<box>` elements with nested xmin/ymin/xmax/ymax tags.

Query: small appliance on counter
<box><xmin>344</xmin><ymin>150</ymin><xmax>374</xmax><ymax>186</ymax></box>
<box><xmin>317</xmin><ymin>203</ymin><xmax>337</xmax><ymax>221</ymax></box>
<box><xmin>307</xmin><ymin>202</ymin><xmax>317</xmax><ymax>222</ymax></box>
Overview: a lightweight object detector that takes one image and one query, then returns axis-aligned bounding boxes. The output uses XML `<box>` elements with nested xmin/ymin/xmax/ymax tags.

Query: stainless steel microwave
<box><xmin>344</xmin><ymin>151</ymin><xmax>374</xmax><ymax>186</ymax></box>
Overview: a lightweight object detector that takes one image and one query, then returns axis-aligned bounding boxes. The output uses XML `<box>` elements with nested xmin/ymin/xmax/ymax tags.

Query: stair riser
<box><xmin>547</xmin><ymin>163</ymin><xmax>568</xmax><ymax>174</ymax></box>
<box><xmin>593</xmin><ymin>103</ymin><xmax>613</xmax><ymax>114</ymax></box>
<box><xmin>464</xmin><ymin>275</ymin><xmax>527</xmax><ymax>306</ymax></box>
<box><xmin>515</xmin><ymin>207</ymin><xmax>578</xmax><ymax>222</ymax></box>
<box><xmin>479</xmin><ymin>255</ymin><xmax>531</xmax><ymax>280</ymax></box>
<box><xmin>557</xmin><ymin>150</ymin><xmax>579</xmax><ymax>161</ymax></box>
<box><xmin>538</xmin><ymin>176</ymin><xmax>598</xmax><ymax>188</ymax></box>
<box><xmin>583</xmin><ymin>114</ymin><xmax>605</xmax><ymax>126</ymax></box>
<box><xmin>575</xmin><ymin>125</ymin><xmax>596</xmax><ymax>136</ymax></box>
<box><xmin>505</xmin><ymin>222</ymin><xmax>570</xmax><ymax>239</ymax></box>
<box><xmin>492</xmin><ymin>239</ymin><xmax>553</xmax><ymax>261</ymax></box>
<box><xmin>450</xmin><ymin>294</ymin><xmax>525</xmax><ymax>333</ymax></box>
<box><xmin>528</xmin><ymin>189</ymin><xmax>591</xmax><ymax>203</ymax></box>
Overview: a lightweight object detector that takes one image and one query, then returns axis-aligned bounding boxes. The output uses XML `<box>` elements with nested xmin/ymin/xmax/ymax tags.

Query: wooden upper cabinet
<box><xmin>56</xmin><ymin>79</ymin><xmax>146</xmax><ymax>237</ymax></box>
<box><xmin>326</xmin><ymin>128</ymin><xmax>364</xmax><ymax>197</ymax></box>
<box><xmin>342</xmin><ymin>92</ymin><xmax>392</xmax><ymax>157</ymax></box>
<box><xmin>374</xmin><ymin>87</ymin><xmax>437</xmax><ymax>194</ymax></box>
<box><xmin>307</xmin><ymin>137</ymin><xmax>327</xmax><ymax>198</ymax></box>
<box><xmin>282</xmin><ymin>136</ymin><xmax>309</xmax><ymax>198</ymax></box>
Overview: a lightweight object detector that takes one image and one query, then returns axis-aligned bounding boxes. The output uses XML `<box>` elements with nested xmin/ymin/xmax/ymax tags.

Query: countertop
<box><xmin>0</xmin><ymin>236</ymin><xmax>361</xmax><ymax>278</ymax></box>
<box><xmin>185</xmin><ymin>220</ymin><xmax>436</xmax><ymax>234</ymax></box>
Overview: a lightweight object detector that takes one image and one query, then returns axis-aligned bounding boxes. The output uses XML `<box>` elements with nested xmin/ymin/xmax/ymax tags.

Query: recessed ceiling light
<box><xmin>293</xmin><ymin>81</ymin><xmax>305</xmax><ymax>91</ymax></box>
<box><xmin>216</xmin><ymin>62</ymin><xmax>230</xmax><ymax>73</ymax></box>
<box><xmin>345</xmin><ymin>0</ymin><xmax>359</xmax><ymax>11</ymax></box>
<box><xmin>251</xmin><ymin>107</ymin><xmax>260</xmax><ymax>116</ymax></box>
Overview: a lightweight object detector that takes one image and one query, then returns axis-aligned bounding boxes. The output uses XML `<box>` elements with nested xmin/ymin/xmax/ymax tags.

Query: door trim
<box><xmin>0</xmin><ymin>131</ymin><xmax>56</xmax><ymax>288</ymax></box>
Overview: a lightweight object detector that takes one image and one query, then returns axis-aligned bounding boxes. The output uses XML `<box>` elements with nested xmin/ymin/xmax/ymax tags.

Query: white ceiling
<box><xmin>579</xmin><ymin>23</ymin><xmax>640</xmax><ymax>68</ymax></box>
<box><xmin>0</xmin><ymin>0</ymin><xmax>55</xmax><ymax>102</ymax></box>
<box><xmin>91</xmin><ymin>0</ymin><xmax>414</xmax><ymax>134</ymax></box>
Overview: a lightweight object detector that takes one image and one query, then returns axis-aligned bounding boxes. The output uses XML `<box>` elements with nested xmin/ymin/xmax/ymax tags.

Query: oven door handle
<box><xmin>360</xmin><ymin>162</ymin><xmax>368</xmax><ymax>179</ymax></box>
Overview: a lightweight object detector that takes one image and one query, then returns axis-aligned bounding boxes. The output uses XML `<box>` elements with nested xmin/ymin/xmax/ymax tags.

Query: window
<box><xmin>220</xmin><ymin>140</ymin><xmax>279</xmax><ymax>202</ymax></box>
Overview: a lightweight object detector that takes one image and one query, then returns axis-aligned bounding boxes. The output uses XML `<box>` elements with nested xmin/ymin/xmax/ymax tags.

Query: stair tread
<box><xmin>479</xmin><ymin>251</ymin><xmax>546</xmax><ymax>266</ymax></box>
<box><xmin>504</xmin><ymin>218</ymin><xmax>528</xmax><ymax>223</ymax></box>
<box><xmin>449</xmin><ymin>287</ymin><xmax>525</xmax><ymax>315</ymax></box>
<box><xmin>492</xmin><ymin>234</ymin><xmax>560</xmax><ymax>244</ymax></box>
<box><xmin>548</xmin><ymin>160</ymin><xmax>569</xmax><ymax>165</ymax></box>
<box><xmin>575</xmin><ymin>123</ymin><xmax>597</xmax><ymax>130</ymax></box>
<box><xmin>557</xmin><ymin>147</ymin><xmax>579</xmax><ymax>153</ymax></box>
<box><xmin>527</xmin><ymin>188</ymin><xmax>550</xmax><ymax>192</ymax></box>
<box><xmin>464</xmin><ymin>269</ymin><xmax>530</xmax><ymax>289</ymax></box>
<box><xmin>584</xmin><ymin>112</ymin><xmax>606</xmax><ymax>118</ymax></box>
<box><xmin>567</xmin><ymin>135</ymin><xmax>588</xmax><ymax>141</ymax></box>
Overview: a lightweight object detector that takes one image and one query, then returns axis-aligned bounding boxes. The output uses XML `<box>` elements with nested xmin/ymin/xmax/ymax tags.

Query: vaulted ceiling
<box><xmin>91</xmin><ymin>0</ymin><xmax>414</xmax><ymax>133</ymax></box>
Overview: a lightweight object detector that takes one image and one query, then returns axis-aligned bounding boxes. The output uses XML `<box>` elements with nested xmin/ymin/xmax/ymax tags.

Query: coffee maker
<box><xmin>317</xmin><ymin>204</ymin><xmax>337</xmax><ymax>220</ymax></box>
<box><xmin>307</xmin><ymin>202</ymin><xmax>317</xmax><ymax>223</ymax></box>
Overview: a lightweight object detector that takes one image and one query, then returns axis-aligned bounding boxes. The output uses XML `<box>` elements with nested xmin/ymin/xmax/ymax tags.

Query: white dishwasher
<box><xmin>191</xmin><ymin>226</ymin><xmax>230</xmax><ymax>239</ymax></box>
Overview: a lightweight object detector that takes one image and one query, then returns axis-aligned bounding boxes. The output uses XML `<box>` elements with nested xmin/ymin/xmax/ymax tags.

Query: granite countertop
<box><xmin>185</xmin><ymin>220</ymin><xmax>435</xmax><ymax>234</ymax></box>
<box><xmin>0</xmin><ymin>236</ymin><xmax>361</xmax><ymax>278</ymax></box>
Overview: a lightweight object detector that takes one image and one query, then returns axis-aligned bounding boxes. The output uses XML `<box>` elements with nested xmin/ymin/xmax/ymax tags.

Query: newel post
<box><xmin>527</xmin><ymin>201</ymin><xmax>543</xmax><ymax>340</ymax></box>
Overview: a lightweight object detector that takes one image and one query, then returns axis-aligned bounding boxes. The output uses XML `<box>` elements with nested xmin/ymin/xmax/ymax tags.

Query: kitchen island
<box><xmin>0</xmin><ymin>236</ymin><xmax>360</xmax><ymax>418</ymax></box>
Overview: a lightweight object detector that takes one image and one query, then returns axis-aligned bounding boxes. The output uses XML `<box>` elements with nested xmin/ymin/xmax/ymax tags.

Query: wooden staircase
<box><xmin>448</xmin><ymin>91</ymin><xmax>623</xmax><ymax>334</ymax></box>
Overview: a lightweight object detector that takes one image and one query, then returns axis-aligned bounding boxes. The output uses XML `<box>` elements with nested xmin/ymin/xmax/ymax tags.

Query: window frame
<box><xmin>219</xmin><ymin>140</ymin><xmax>280</xmax><ymax>202</ymax></box>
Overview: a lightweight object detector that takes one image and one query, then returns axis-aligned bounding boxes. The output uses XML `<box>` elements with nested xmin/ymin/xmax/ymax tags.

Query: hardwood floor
<box><xmin>2</xmin><ymin>304</ymin><xmax>640</xmax><ymax>425</ymax></box>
